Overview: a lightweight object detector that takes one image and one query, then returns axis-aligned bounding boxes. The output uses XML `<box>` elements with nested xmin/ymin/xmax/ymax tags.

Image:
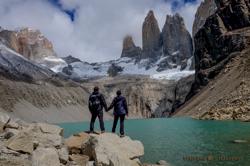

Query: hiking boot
<box><xmin>120</xmin><ymin>134</ymin><xmax>125</xmax><ymax>138</ymax></box>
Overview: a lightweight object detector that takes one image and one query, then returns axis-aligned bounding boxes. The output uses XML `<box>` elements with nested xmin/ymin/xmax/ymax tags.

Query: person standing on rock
<box><xmin>88</xmin><ymin>86</ymin><xmax>108</xmax><ymax>133</ymax></box>
<box><xmin>107</xmin><ymin>90</ymin><xmax>128</xmax><ymax>137</ymax></box>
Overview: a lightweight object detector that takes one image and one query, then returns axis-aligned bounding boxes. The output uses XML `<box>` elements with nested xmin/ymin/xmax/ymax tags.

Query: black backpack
<box><xmin>89</xmin><ymin>94</ymin><xmax>101</xmax><ymax>111</ymax></box>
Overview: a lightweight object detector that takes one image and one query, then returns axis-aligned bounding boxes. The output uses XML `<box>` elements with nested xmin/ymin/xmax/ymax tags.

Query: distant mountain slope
<box><xmin>0</xmin><ymin>41</ymin><xmax>112</xmax><ymax>123</ymax></box>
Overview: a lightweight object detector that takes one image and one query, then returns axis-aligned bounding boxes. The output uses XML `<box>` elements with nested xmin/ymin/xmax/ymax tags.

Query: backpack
<box><xmin>89</xmin><ymin>94</ymin><xmax>101</xmax><ymax>111</ymax></box>
<box><xmin>115</xmin><ymin>97</ymin><xmax>126</xmax><ymax>115</ymax></box>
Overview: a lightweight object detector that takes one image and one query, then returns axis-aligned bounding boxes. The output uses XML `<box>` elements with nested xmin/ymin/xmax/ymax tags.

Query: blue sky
<box><xmin>0</xmin><ymin>0</ymin><xmax>201</xmax><ymax>62</ymax></box>
<box><xmin>48</xmin><ymin>0</ymin><xmax>76</xmax><ymax>21</ymax></box>
<box><xmin>48</xmin><ymin>0</ymin><xmax>198</xmax><ymax>23</ymax></box>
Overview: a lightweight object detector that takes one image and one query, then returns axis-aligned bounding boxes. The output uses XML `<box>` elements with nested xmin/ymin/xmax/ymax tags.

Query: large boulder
<box><xmin>32</xmin><ymin>147</ymin><xmax>60</xmax><ymax>166</ymax></box>
<box><xmin>5</xmin><ymin>131</ymin><xmax>34</xmax><ymax>154</ymax></box>
<box><xmin>65</xmin><ymin>132</ymin><xmax>90</xmax><ymax>154</ymax></box>
<box><xmin>37</xmin><ymin>123</ymin><xmax>63</xmax><ymax>136</ymax></box>
<box><xmin>69</xmin><ymin>154</ymin><xmax>89</xmax><ymax>166</ymax></box>
<box><xmin>90</xmin><ymin>133</ymin><xmax>144</xmax><ymax>166</ymax></box>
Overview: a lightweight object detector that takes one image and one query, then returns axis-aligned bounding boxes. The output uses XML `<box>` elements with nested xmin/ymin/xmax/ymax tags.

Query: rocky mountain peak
<box><xmin>122</xmin><ymin>35</ymin><xmax>135</xmax><ymax>50</ymax></box>
<box><xmin>142</xmin><ymin>10</ymin><xmax>161</xmax><ymax>59</ymax></box>
<box><xmin>162</xmin><ymin>13</ymin><xmax>193</xmax><ymax>66</ymax></box>
<box><xmin>192</xmin><ymin>0</ymin><xmax>217</xmax><ymax>36</ymax></box>
<box><xmin>16</xmin><ymin>28</ymin><xmax>53</xmax><ymax>51</ymax></box>
<box><xmin>121</xmin><ymin>35</ymin><xmax>142</xmax><ymax>58</ymax></box>
<box><xmin>0</xmin><ymin>27</ymin><xmax>66</xmax><ymax>69</ymax></box>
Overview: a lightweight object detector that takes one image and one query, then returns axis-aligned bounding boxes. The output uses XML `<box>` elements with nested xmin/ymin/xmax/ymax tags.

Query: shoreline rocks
<box><xmin>0</xmin><ymin>112</ymin><xmax>167</xmax><ymax>166</ymax></box>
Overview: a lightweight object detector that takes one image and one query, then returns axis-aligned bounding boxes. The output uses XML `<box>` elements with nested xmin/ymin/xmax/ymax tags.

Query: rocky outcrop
<box><xmin>0</xmin><ymin>113</ymin><xmax>66</xmax><ymax>166</ymax></box>
<box><xmin>142</xmin><ymin>10</ymin><xmax>162</xmax><ymax>59</ymax></box>
<box><xmin>63</xmin><ymin>55</ymin><xmax>81</xmax><ymax>64</ymax></box>
<box><xmin>192</xmin><ymin>0</ymin><xmax>217</xmax><ymax>36</ymax></box>
<box><xmin>90</xmin><ymin>133</ymin><xmax>144</xmax><ymax>166</ymax></box>
<box><xmin>192</xmin><ymin>0</ymin><xmax>250</xmax><ymax>90</ymax></box>
<box><xmin>0</xmin><ymin>112</ymin><xmax>148</xmax><ymax>166</ymax></box>
<box><xmin>162</xmin><ymin>14</ymin><xmax>193</xmax><ymax>67</ymax></box>
<box><xmin>0</xmin><ymin>28</ymin><xmax>66</xmax><ymax>69</ymax></box>
<box><xmin>121</xmin><ymin>35</ymin><xmax>142</xmax><ymax>58</ymax></box>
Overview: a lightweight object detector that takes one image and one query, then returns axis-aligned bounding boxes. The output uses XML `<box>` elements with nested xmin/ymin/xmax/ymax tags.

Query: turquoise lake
<box><xmin>59</xmin><ymin>118</ymin><xmax>250</xmax><ymax>166</ymax></box>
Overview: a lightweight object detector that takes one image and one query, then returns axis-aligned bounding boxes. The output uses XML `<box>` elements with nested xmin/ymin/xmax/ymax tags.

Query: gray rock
<box><xmin>69</xmin><ymin>154</ymin><xmax>89</xmax><ymax>166</ymax></box>
<box><xmin>0</xmin><ymin>112</ymin><xmax>10</xmax><ymax>129</ymax></box>
<box><xmin>5</xmin><ymin>118</ymin><xmax>19</xmax><ymax>129</ymax></box>
<box><xmin>232</xmin><ymin>140</ymin><xmax>248</xmax><ymax>144</ymax></box>
<box><xmin>5</xmin><ymin>131</ymin><xmax>34</xmax><ymax>154</ymax></box>
<box><xmin>57</xmin><ymin>146</ymin><xmax>69</xmax><ymax>164</ymax></box>
<box><xmin>90</xmin><ymin>133</ymin><xmax>144</xmax><ymax>166</ymax></box>
<box><xmin>32</xmin><ymin>147</ymin><xmax>60</xmax><ymax>166</ymax></box>
<box><xmin>157</xmin><ymin>160</ymin><xmax>171</xmax><ymax>165</ymax></box>
<box><xmin>37</xmin><ymin>123</ymin><xmax>63</xmax><ymax>136</ymax></box>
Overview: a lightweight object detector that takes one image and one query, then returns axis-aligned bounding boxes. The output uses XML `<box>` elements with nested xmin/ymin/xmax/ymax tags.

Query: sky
<box><xmin>0</xmin><ymin>0</ymin><xmax>202</xmax><ymax>62</ymax></box>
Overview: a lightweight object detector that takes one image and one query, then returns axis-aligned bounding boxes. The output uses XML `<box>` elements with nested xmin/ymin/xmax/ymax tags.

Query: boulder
<box><xmin>32</xmin><ymin>132</ymin><xmax>63</xmax><ymax>147</ymax></box>
<box><xmin>90</xmin><ymin>133</ymin><xmax>144</xmax><ymax>166</ymax></box>
<box><xmin>69</xmin><ymin>154</ymin><xmax>89</xmax><ymax>166</ymax></box>
<box><xmin>5</xmin><ymin>118</ymin><xmax>19</xmax><ymax>129</ymax></box>
<box><xmin>5</xmin><ymin>131</ymin><xmax>34</xmax><ymax>154</ymax></box>
<box><xmin>232</xmin><ymin>140</ymin><xmax>248</xmax><ymax>144</ymax></box>
<box><xmin>32</xmin><ymin>147</ymin><xmax>60</xmax><ymax>166</ymax></box>
<box><xmin>57</xmin><ymin>146</ymin><xmax>69</xmax><ymax>164</ymax></box>
<box><xmin>0</xmin><ymin>112</ymin><xmax>10</xmax><ymax>132</ymax></box>
<box><xmin>37</xmin><ymin>123</ymin><xmax>63</xmax><ymax>136</ymax></box>
<box><xmin>65</xmin><ymin>132</ymin><xmax>90</xmax><ymax>154</ymax></box>
<box><xmin>156</xmin><ymin>160</ymin><xmax>171</xmax><ymax>165</ymax></box>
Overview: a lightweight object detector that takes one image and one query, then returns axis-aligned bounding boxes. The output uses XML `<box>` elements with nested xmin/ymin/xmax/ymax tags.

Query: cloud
<box><xmin>0</xmin><ymin>0</ymin><xmax>201</xmax><ymax>62</ymax></box>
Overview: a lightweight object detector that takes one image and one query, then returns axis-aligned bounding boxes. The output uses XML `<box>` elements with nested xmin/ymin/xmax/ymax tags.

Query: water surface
<box><xmin>59</xmin><ymin>118</ymin><xmax>250</xmax><ymax>166</ymax></box>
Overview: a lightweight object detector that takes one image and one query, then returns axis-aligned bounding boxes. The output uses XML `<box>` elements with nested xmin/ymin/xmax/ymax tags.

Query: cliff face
<box><xmin>192</xmin><ymin>0</ymin><xmax>217</xmax><ymax>36</ymax></box>
<box><xmin>193</xmin><ymin>0</ymin><xmax>250</xmax><ymax>89</ymax></box>
<box><xmin>0</xmin><ymin>28</ymin><xmax>66</xmax><ymax>69</ymax></box>
<box><xmin>82</xmin><ymin>75</ymin><xmax>194</xmax><ymax>118</ymax></box>
<box><xmin>142</xmin><ymin>10</ymin><xmax>162</xmax><ymax>59</ymax></box>
<box><xmin>175</xmin><ymin>0</ymin><xmax>250</xmax><ymax>121</ymax></box>
<box><xmin>162</xmin><ymin>14</ymin><xmax>193</xmax><ymax>67</ymax></box>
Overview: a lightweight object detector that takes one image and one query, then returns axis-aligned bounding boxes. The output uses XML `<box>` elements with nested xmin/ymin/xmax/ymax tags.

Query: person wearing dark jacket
<box><xmin>107</xmin><ymin>90</ymin><xmax>128</xmax><ymax>137</ymax></box>
<box><xmin>88</xmin><ymin>86</ymin><xmax>108</xmax><ymax>133</ymax></box>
